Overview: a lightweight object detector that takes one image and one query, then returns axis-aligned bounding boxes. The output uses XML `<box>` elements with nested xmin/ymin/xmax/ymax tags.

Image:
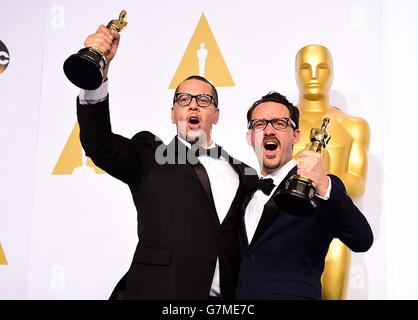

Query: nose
<box><xmin>188</xmin><ymin>97</ymin><xmax>199</xmax><ymax>111</ymax></box>
<box><xmin>311</xmin><ymin>65</ymin><xmax>317</xmax><ymax>80</ymax></box>
<box><xmin>263</xmin><ymin>122</ymin><xmax>275</xmax><ymax>135</ymax></box>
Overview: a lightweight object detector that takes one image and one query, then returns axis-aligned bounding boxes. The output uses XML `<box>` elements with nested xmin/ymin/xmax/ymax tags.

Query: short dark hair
<box><xmin>246</xmin><ymin>91</ymin><xmax>299</xmax><ymax>129</ymax></box>
<box><xmin>173</xmin><ymin>75</ymin><xmax>219</xmax><ymax>108</ymax></box>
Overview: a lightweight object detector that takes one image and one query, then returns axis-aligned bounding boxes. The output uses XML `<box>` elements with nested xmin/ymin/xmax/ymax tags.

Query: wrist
<box><xmin>316</xmin><ymin>176</ymin><xmax>329</xmax><ymax>197</ymax></box>
<box><xmin>102</xmin><ymin>63</ymin><xmax>110</xmax><ymax>81</ymax></box>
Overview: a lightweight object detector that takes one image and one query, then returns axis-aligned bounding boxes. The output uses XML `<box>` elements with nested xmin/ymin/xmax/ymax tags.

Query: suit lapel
<box><xmin>247</xmin><ymin>166</ymin><xmax>298</xmax><ymax>247</ymax></box>
<box><xmin>169</xmin><ymin>137</ymin><xmax>219</xmax><ymax>224</ymax></box>
<box><xmin>221</xmin><ymin>149</ymin><xmax>259</xmax><ymax>228</ymax></box>
<box><xmin>248</xmin><ymin>195</ymin><xmax>280</xmax><ymax>247</ymax></box>
<box><xmin>192</xmin><ymin>162</ymin><xmax>218</xmax><ymax>216</ymax></box>
<box><xmin>169</xmin><ymin>138</ymin><xmax>257</xmax><ymax>228</ymax></box>
<box><xmin>220</xmin><ymin>149</ymin><xmax>243</xmax><ymax>224</ymax></box>
<box><xmin>240</xmin><ymin>190</ymin><xmax>254</xmax><ymax>247</ymax></box>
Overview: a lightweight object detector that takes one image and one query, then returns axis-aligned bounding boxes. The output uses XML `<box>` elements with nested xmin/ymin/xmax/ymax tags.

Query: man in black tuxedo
<box><xmin>236</xmin><ymin>92</ymin><xmax>373</xmax><ymax>300</ymax></box>
<box><xmin>76</xmin><ymin>25</ymin><xmax>256</xmax><ymax>299</ymax></box>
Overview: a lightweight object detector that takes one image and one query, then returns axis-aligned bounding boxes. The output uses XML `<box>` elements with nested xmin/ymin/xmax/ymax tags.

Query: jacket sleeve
<box><xmin>76</xmin><ymin>95</ymin><xmax>160</xmax><ymax>187</ymax></box>
<box><xmin>316</xmin><ymin>174</ymin><xmax>374</xmax><ymax>252</ymax></box>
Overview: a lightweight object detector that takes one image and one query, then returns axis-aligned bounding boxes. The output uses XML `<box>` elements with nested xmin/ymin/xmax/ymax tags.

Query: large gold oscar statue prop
<box><xmin>293</xmin><ymin>44</ymin><xmax>370</xmax><ymax>299</ymax></box>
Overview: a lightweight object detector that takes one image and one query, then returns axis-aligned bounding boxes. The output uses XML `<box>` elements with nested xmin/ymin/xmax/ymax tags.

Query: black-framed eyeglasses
<box><xmin>175</xmin><ymin>93</ymin><xmax>216</xmax><ymax>108</ymax></box>
<box><xmin>248</xmin><ymin>117</ymin><xmax>296</xmax><ymax>131</ymax></box>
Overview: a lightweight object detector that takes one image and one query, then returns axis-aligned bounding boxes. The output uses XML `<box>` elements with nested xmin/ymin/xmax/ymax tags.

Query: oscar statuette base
<box><xmin>274</xmin><ymin>175</ymin><xmax>318</xmax><ymax>217</ymax></box>
<box><xmin>63</xmin><ymin>47</ymin><xmax>105</xmax><ymax>90</ymax></box>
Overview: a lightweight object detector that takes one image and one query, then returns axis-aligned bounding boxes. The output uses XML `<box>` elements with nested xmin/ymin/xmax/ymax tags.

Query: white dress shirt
<box><xmin>79</xmin><ymin>80</ymin><xmax>108</xmax><ymax>105</ymax></box>
<box><xmin>79</xmin><ymin>83</ymin><xmax>239</xmax><ymax>297</ymax></box>
<box><xmin>245</xmin><ymin>159</ymin><xmax>331</xmax><ymax>244</ymax></box>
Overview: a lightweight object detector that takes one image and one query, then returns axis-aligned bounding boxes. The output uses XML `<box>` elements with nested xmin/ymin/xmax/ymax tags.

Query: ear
<box><xmin>212</xmin><ymin>108</ymin><xmax>220</xmax><ymax>125</ymax></box>
<box><xmin>246</xmin><ymin>130</ymin><xmax>253</xmax><ymax>146</ymax></box>
<box><xmin>293</xmin><ymin>128</ymin><xmax>301</xmax><ymax>144</ymax></box>
<box><xmin>171</xmin><ymin>107</ymin><xmax>175</xmax><ymax>124</ymax></box>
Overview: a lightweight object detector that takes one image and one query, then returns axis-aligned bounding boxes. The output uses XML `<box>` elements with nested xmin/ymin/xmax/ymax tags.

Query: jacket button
<box><xmin>337</xmin><ymin>200</ymin><xmax>345</xmax><ymax>209</ymax></box>
<box><xmin>246</xmin><ymin>252</ymin><xmax>255</xmax><ymax>259</ymax></box>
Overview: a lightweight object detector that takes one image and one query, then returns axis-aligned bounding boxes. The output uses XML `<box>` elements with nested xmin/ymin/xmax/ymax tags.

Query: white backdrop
<box><xmin>0</xmin><ymin>0</ymin><xmax>416</xmax><ymax>299</ymax></box>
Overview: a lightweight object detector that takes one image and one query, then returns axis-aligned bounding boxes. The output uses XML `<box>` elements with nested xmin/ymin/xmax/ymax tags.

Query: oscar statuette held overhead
<box><xmin>63</xmin><ymin>10</ymin><xmax>128</xmax><ymax>90</ymax></box>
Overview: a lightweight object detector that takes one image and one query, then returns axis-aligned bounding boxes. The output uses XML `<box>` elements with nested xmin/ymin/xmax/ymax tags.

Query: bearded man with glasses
<box><xmin>235</xmin><ymin>91</ymin><xmax>373</xmax><ymax>300</ymax></box>
<box><xmin>76</xmin><ymin>25</ymin><xmax>257</xmax><ymax>300</ymax></box>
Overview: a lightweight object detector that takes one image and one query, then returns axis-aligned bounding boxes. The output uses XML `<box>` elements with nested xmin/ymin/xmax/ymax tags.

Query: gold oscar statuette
<box><xmin>274</xmin><ymin>118</ymin><xmax>331</xmax><ymax>217</ymax></box>
<box><xmin>63</xmin><ymin>10</ymin><xmax>128</xmax><ymax>90</ymax></box>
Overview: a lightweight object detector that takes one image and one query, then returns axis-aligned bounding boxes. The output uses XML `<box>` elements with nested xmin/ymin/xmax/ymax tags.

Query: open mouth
<box><xmin>188</xmin><ymin>115</ymin><xmax>200</xmax><ymax>129</ymax></box>
<box><xmin>263</xmin><ymin>139</ymin><xmax>278</xmax><ymax>151</ymax></box>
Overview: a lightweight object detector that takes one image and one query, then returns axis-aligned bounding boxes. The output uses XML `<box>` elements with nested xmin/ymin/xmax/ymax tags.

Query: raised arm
<box><xmin>75</xmin><ymin>26</ymin><xmax>158</xmax><ymax>186</ymax></box>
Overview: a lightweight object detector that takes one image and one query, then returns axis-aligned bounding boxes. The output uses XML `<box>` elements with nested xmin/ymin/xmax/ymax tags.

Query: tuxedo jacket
<box><xmin>77</xmin><ymin>97</ymin><xmax>257</xmax><ymax>300</ymax></box>
<box><xmin>236</xmin><ymin>166</ymin><xmax>373</xmax><ymax>300</ymax></box>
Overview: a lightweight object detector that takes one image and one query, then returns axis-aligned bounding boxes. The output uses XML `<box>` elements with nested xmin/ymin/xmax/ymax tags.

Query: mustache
<box><xmin>263</xmin><ymin>134</ymin><xmax>281</xmax><ymax>149</ymax></box>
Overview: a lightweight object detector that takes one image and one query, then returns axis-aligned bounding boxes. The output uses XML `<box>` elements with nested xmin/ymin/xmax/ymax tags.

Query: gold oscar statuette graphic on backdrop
<box><xmin>169</xmin><ymin>13</ymin><xmax>234</xmax><ymax>89</ymax></box>
<box><xmin>52</xmin><ymin>122</ymin><xmax>105</xmax><ymax>175</ymax></box>
<box><xmin>293</xmin><ymin>44</ymin><xmax>371</xmax><ymax>300</ymax></box>
<box><xmin>274</xmin><ymin>118</ymin><xmax>331</xmax><ymax>216</ymax></box>
<box><xmin>63</xmin><ymin>10</ymin><xmax>128</xmax><ymax>90</ymax></box>
<box><xmin>0</xmin><ymin>242</ymin><xmax>8</xmax><ymax>265</ymax></box>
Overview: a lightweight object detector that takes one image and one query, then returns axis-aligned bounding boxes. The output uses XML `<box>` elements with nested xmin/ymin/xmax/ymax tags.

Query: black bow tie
<box><xmin>253</xmin><ymin>178</ymin><xmax>276</xmax><ymax>195</ymax></box>
<box><xmin>192</xmin><ymin>145</ymin><xmax>222</xmax><ymax>159</ymax></box>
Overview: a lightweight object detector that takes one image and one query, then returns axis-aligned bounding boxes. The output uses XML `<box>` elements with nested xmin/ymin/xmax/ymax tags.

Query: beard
<box><xmin>263</xmin><ymin>159</ymin><xmax>282</xmax><ymax>172</ymax></box>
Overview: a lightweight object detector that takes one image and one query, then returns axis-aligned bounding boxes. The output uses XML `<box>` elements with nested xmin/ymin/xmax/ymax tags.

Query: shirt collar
<box><xmin>177</xmin><ymin>136</ymin><xmax>216</xmax><ymax>150</ymax></box>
